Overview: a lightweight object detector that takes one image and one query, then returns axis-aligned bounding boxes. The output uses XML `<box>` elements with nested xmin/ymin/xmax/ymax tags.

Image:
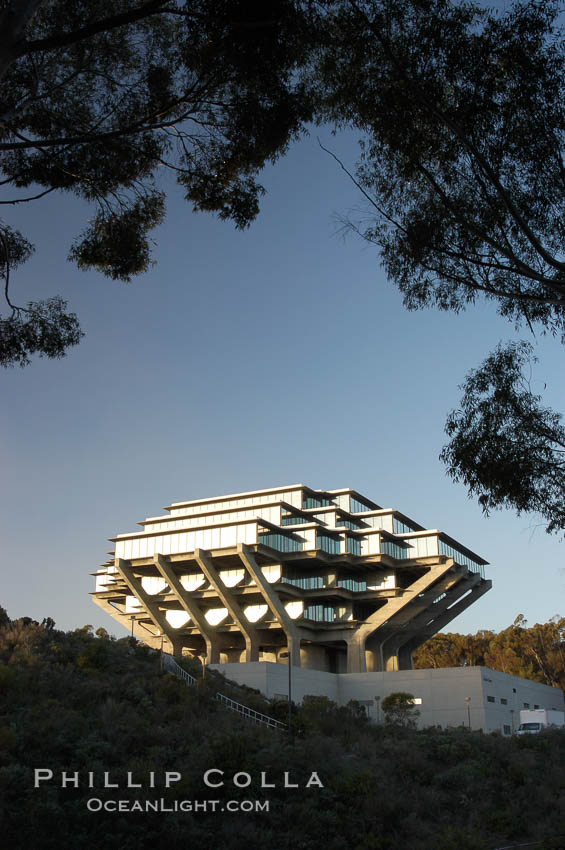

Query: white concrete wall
<box><xmin>169</xmin><ymin>488</ymin><xmax>304</xmax><ymax>516</ymax></box>
<box><xmin>405</xmin><ymin>534</ymin><xmax>440</xmax><ymax>558</ymax></box>
<box><xmin>364</xmin><ymin>513</ymin><xmax>394</xmax><ymax>532</ymax></box>
<box><xmin>146</xmin><ymin>504</ymin><xmax>282</xmax><ymax>531</ymax></box>
<box><xmin>477</xmin><ymin>667</ymin><xmax>565</xmax><ymax>733</ymax></box>
<box><xmin>208</xmin><ymin>662</ymin><xmax>565</xmax><ymax>734</ymax></box>
<box><xmin>339</xmin><ymin>667</ymin><xmax>487</xmax><ymax>730</ymax></box>
<box><xmin>115</xmin><ymin>521</ymin><xmax>258</xmax><ymax>558</ymax></box>
<box><xmin>211</xmin><ymin>661</ymin><xmax>340</xmax><ymax>703</ymax></box>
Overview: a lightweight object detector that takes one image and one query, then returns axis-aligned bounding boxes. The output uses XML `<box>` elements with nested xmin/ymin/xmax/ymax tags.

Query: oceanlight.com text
<box><xmin>86</xmin><ymin>797</ymin><xmax>270</xmax><ymax>814</ymax></box>
<box><xmin>86</xmin><ymin>798</ymin><xmax>270</xmax><ymax>813</ymax></box>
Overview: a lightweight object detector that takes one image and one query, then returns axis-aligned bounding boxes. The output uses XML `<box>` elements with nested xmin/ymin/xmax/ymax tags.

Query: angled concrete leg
<box><xmin>195</xmin><ymin>548</ymin><xmax>261</xmax><ymax>664</ymax></box>
<box><xmin>238</xmin><ymin>543</ymin><xmax>303</xmax><ymax>668</ymax></box>
<box><xmin>154</xmin><ymin>553</ymin><xmax>222</xmax><ymax>664</ymax></box>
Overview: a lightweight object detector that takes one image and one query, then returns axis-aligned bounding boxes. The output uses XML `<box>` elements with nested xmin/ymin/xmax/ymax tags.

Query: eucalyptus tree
<box><xmin>313</xmin><ymin>0</ymin><xmax>565</xmax><ymax>532</ymax></box>
<box><xmin>314</xmin><ymin>0</ymin><xmax>565</xmax><ymax>332</ymax></box>
<box><xmin>0</xmin><ymin>0</ymin><xmax>313</xmax><ymax>366</ymax></box>
<box><xmin>441</xmin><ymin>342</ymin><xmax>565</xmax><ymax>534</ymax></box>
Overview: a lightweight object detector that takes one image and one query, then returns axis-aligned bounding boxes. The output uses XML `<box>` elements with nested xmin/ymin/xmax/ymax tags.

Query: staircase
<box><xmin>162</xmin><ymin>653</ymin><xmax>287</xmax><ymax>731</ymax></box>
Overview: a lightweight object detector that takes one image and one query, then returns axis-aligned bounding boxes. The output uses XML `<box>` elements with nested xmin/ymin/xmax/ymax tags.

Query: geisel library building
<box><xmin>92</xmin><ymin>484</ymin><xmax>565</xmax><ymax>733</ymax></box>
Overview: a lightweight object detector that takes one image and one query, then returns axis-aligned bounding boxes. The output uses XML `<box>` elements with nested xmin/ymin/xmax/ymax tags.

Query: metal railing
<box><xmin>162</xmin><ymin>653</ymin><xmax>287</xmax><ymax>731</ymax></box>
<box><xmin>163</xmin><ymin>653</ymin><xmax>198</xmax><ymax>684</ymax></box>
<box><xmin>215</xmin><ymin>692</ymin><xmax>287</xmax><ymax>729</ymax></box>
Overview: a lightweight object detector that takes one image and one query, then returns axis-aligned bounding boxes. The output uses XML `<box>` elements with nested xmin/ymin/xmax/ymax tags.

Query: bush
<box><xmin>381</xmin><ymin>692</ymin><xmax>420</xmax><ymax>728</ymax></box>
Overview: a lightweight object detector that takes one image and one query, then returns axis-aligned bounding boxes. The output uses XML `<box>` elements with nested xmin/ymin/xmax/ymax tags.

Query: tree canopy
<box><xmin>380</xmin><ymin>691</ymin><xmax>420</xmax><ymax>728</ymax></box>
<box><xmin>3</xmin><ymin>0</ymin><xmax>565</xmax><ymax>533</ymax></box>
<box><xmin>310</xmin><ymin>0</ymin><xmax>565</xmax><ymax>530</ymax></box>
<box><xmin>4</xmin><ymin>0</ymin><xmax>565</xmax><ymax>359</ymax></box>
<box><xmin>414</xmin><ymin>615</ymin><xmax>565</xmax><ymax>693</ymax></box>
<box><xmin>440</xmin><ymin>342</ymin><xmax>565</xmax><ymax>535</ymax></box>
<box><xmin>0</xmin><ymin>0</ymin><xmax>312</xmax><ymax>366</ymax></box>
<box><xmin>314</xmin><ymin>0</ymin><xmax>565</xmax><ymax>334</ymax></box>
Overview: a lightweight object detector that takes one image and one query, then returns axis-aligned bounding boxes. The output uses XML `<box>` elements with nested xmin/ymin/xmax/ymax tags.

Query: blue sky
<box><xmin>1</xmin><ymin>129</ymin><xmax>563</xmax><ymax>637</ymax></box>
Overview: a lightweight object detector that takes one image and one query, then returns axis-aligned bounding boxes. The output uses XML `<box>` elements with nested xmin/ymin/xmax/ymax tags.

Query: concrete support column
<box><xmin>154</xmin><ymin>553</ymin><xmax>222</xmax><ymax>663</ymax></box>
<box><xmin>114</xmin><ymin>557</ymin><xmax>171</xmax><ymax>640</ymax></box>
<box><xmin>206</xmin><ymin>641</ymin><xmax>221</xmax><ymax>665</ymax></box>
<box><xmin>344</xmin><ymin>559</ymin><xmax>458</xmax><ymax>672</ymax></box>
<box><xmin>364</xmin><ymin>646</ymin><xmax>380</xmax><ymax>672</ymax></box>
<box><xmin>287</xmin><ymin>633</ymin><xmax>301</xmax><ymax>667</ymax></box>
<box><xmin>397</xmin><ymin>642</ymin><xmax>415</xmax><ymax>670</ymax></box>
<box><xmin>346</xmin><ymin>632</ymin><xmax>367</xmax><ymax>673</ymax></box>
<box><xmin>195</xmin><ymin>549</ymin><xmax>260</xmax><ymax>663</ymax></box>
<box><xmin>238</xmin><ymin>544</ymin><xmax>303</xmax><ymax>668</ymax></box>
<box><xmin>379</xmin><ymin>634</ymin><xmax>413</xmax><ymax>671</ymax></box>
<box><xmin>168</xmin><ymin>635</ymin><xmax>184</xmax><ymax>658</ymax></box>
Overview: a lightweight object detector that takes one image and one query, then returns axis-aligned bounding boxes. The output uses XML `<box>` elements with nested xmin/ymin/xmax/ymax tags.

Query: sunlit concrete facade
<box><xmin>209</xmin><ymin>662</ymin><xmax>565</xmax><ymax>735</ymax></box>
<box><xmin>92</xmin><ymin>484</ymin><xmax>491</xmax><ymax>673</ymax></box>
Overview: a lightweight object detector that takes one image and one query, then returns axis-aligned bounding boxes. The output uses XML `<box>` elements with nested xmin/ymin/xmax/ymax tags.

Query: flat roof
<box><xmin>327</xmin><ymin>489</ymin><xmax>381</xmax><ymax>510</ymax></box>
<box><xmin>164</xmin><ymin>484</ymin><xmax>332</xmax><ymax>511</ymax></box>
<box><xmin>141</xmin><ymin>498</ymin><xmax>295</xmax><ymax>527</ymax></box>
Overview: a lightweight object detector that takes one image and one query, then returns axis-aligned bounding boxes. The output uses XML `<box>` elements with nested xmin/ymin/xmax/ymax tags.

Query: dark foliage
<box><xmin>310</xmin><ymin>0</ymin><xmax>565</xmax><ymax>531</ymax></box>
<box><xmin>1</xmin><ymin>607</ymin><xmax>565</xmax><ymax>849</ymax></box>
<box><xmin>0</xmin><ymin>296</ymin><xmax>83</xmax><ymax>367</ymax></box>
<box><xmin>441</xmin><ymin>341</ymin><xmax>565</xmax><ymax>534</ymax></box>
<box><xmin>314</xmin><ymin>0</ymin><xmax>565</xmax><ymax>335</ymax></box>
<box><xmin>414</xmin><ymin>614</ymin><xmax>565</xmax><ymax>693</ymax></box>
<box><xmin>381</xmin><ymin>692</ymin><xmax>420</xmax><ymax>728</ymax></box>
<box><xmin>0</xmin><ymin>0</ymin><xmax>314</xmax><ymax>366</ymax></box>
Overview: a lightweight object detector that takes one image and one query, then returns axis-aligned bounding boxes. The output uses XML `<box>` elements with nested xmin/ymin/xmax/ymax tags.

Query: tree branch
<box><xmin>0</xmin><ymin>186</ymin><xmax>56</xmax><ymax>204</ymax></box>
<box><xmin>14</xmin><ymin>0</ymin><xmax>170</xmax><ymax>59</ymax></box>
<box><xmin>318</xmin><ymin>139</ymin><xmax>409</xmax><ymax>236</ymax></box>
<box><xmin>346</xmin><ymin>0</ymin><xmax>565</xmax><ymax>275</ymax></box>
<box><xmin>0</xmin><ymin>107</ymin><xmax>202</xmax><ymax>151</ymax></box>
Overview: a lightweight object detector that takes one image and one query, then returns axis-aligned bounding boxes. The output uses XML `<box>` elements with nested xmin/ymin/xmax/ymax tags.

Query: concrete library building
<box><xmin>92</xmin><ymin>484</ymin><xmax>564</xmax><ymax>733</ymax></box>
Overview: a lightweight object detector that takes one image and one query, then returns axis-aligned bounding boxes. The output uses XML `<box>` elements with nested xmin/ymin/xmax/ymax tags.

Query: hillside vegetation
<box><xmin>0</xmin><ymin>609</ymin><xmax>564</xmax><ymax>850</ymax></box>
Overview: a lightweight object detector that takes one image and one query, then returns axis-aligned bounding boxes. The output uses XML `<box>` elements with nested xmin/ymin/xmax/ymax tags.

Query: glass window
<box><xmin>281</xmin><ymin>515</ymin><xmax>309</xmax><ymax>525</ymax></box>
<box><xmin>350</xmin><ymin>497</ymin><xmax>371</xmax><ymax>513</ymax></box>
<box><xmin>381</xmin><ymin>539</ymin><xmax>408</xmax><ymax>559</ymax></box>
<box><xmin>317</xmin><ymin>533</ymin><xmax>340</xmax><ymax>555</ymax></box>
<box><xmin>303</xmin><ymin>496</ymin><xmax>331</xmax><ymax>509</ymax></box>
<box><xmin>487</xmin><ymin>696</ymin><xmax>495</xmax><ymax>703</ymax></box>
<box><xmin>337</xmin><ymin>576</ymin><xmax>367</xmax><ymax>592</ymax></box>
<box><xmin>393</xmin><ymin>517</ymin><xmax>416</xmax><ymax>534</ymax></box>
<box><xmin>503</xmin><ymin>725</ymin><xmax>511</xmax><ymax>735</ymax></box>
<box><xmin>258</xmin><ymin>532</ymin><xmax>302</xmax><ymax>553</ymax></box>
<box><xmin>500</xmin><ymin>698</ymin><xmax>508</xmax><ymax>705</ymax></box>
<box><xmin>346</xmin><ymin>536</ymin><xmax>361</xmax><ymax>556</ymax></box>
<box><xmin>303</xmin><ymin>604</ymin><xmax>335</xmax><ymax>622</ymax></box>
<box><xmin>438</xmin><ymin>540</ymin><xmax>485</xmax><ymax>579</ymax></box>
<box><xmin>353</xmin><ymin>602</ymin><xmax>377</xmax><ymax>620</ymax></box>
<box><xmin>337</xmin><ymin>517</ymin><xmax>363</xmax><ymax>530</ymax></box>
<box><xmin>281</xmin><ymin>572</ymin><xmax>324</xmax><ymax>590</ymax></box>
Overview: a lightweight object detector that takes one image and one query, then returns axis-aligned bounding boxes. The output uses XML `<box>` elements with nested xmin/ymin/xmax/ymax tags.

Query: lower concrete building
<box><xmin>210</xmin><ymin>661</ymin><xmax>565</xmax><ymax>735</ymax></box>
